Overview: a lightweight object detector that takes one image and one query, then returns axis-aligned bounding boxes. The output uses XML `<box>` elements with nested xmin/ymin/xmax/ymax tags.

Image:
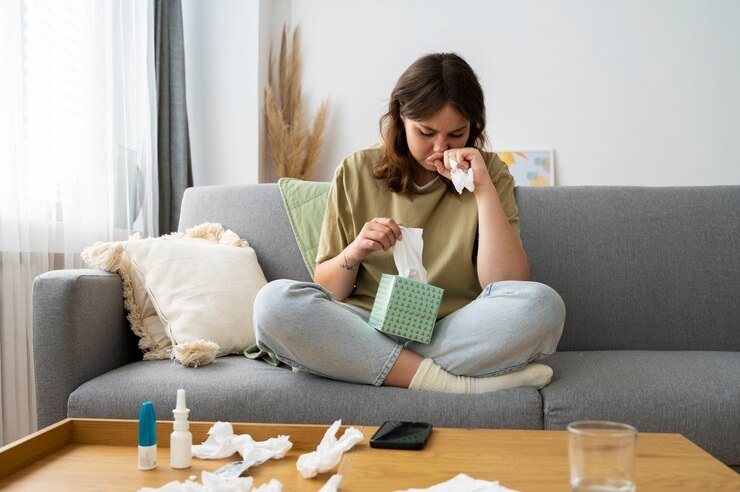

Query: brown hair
<box><xmin>375</xmin><ymin>53</ymin><xmax>488</xmax><ymax>193</ymax></box>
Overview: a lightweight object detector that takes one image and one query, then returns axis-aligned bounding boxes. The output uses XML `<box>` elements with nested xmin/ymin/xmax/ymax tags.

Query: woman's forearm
<box><xmin>313</xmin><ymin>248</ymin><xmax>361</xmax><ymax>301</ymax></box>
<box><xmin>475</xmin><ymin>186</ymin><xmax>530</xmax><ymax>286</ymax></box>
<box><xmin>315</xmin><ymin>217</ymin><xmax>402</xmax><ymax>301</ymax></box>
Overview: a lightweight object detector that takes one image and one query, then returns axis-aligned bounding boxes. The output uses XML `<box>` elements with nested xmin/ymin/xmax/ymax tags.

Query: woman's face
<box><xmin>402</xmin><ymin>103</ymin><xmax>470</xmax><ymax>182</ymax></box>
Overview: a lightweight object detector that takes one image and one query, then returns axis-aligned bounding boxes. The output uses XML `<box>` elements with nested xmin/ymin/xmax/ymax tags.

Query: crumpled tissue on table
<box><xmin>449</xmin><ymin>158</ymin><xmax>474</xmax><ymax>194</ymax></box>
<box><xmin>317</xmin><ymin>474</ymin><xmax>344</xmax><ymax>492</ymax></box>
<box><xmin>397</xmin><ymin>473</ymin><xmax>519</xmax><ymax>492</ymax></box>
<box><xmin>296</xmin><ymin>419</ymin><xmax>363</xmax><ymax>479</ymax></box>
<box><xmin>138</xmin><ymin>471</ymin><xmax>283</xmax><ymax>492</ymax></box>
<box><xmin>192</xmin><ymin>421</ymin><xmax>292</xmax><ymax>468</ymax></box>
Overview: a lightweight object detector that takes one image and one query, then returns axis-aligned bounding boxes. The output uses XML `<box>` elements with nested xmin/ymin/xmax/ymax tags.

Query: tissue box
<box><xmin>368</xmin><ymin>274</ymin><xmax>444</xmax><ymax>344</ymax></box>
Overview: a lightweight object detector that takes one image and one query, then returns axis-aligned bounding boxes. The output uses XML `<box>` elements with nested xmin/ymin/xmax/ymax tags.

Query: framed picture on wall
<box><xmin>496</xmin><ymin>150</ymin><xmax>555</xmax><ymax>187</ymax></box>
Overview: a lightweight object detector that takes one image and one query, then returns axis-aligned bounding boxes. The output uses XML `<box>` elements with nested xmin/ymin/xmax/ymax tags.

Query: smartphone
<box><xmin>369</xmin><ymin>420</ymin><xmax>433</xmax><ymax>450</ymax></box>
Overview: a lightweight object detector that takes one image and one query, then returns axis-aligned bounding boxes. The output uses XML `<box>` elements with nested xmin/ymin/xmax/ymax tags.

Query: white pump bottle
<box><xmin>170</xmin><ymin>388</ymin><xmax>192</xmax><ymax>469</ymax></box>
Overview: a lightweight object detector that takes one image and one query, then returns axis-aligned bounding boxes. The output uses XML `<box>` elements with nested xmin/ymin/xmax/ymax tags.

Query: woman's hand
<box><xmin>344</xmin><ymin>217</ymin><xmax>403</xmax><ymax>266</ymax></box>
<box><xmin>314</xmin><ymin>217</ymin><xmax>402</xmax><ymax>301</ymax></box>
<box><xmin>425</xmin><ymin>148</ymin><xmax>494</xmax><ymax>193</ymax></box>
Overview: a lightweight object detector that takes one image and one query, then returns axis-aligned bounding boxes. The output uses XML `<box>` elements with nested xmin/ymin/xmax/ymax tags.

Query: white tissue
<box><xmin>318</xmin><ymin>474</ymin><xmax>344</xmax><ymax>492</ymax></box>
<box><xmin>138</xmin><ymin>471</ymin><xmax>284</xmax><ymax>492</ymax></box>
<box><xmin>192</xmin><ymin>421</ymin><xmax>292</xmax><ymax>471</ymax></box>
<box><xmin>449</xmin><ymin>158</ymin><xmax>475</xmax><ymax>194</ymax></box>
<box><xmin>238</xmin><ymin>435</ymin><xmax>293</xmax><ymax>467</ymax></box>
<box><xmin>193</xmin><ymin>422</ymin><xmax>240</xmax><ymax>459</ymax></box>
<box><xmin>201</xmin><ymin>472</ymin><xmax>261</xmax><ymax>492</ymax></box>
<box><xmin>398</xmin><ymin>473</ymin><xmax>519</xmax><ymax>492</ymax></box>
<box><xmin>393</xmin><ymin>227</ymin><xmax>427</xmax><ymax>282</ymax></box>
<box><xmin>251</xmin><ymin>479</ymin><xmax>283</xmax><ymax>492</ymax></box>
<box><xmin>296</xmin><ymin>420</ymin><xmax>364</xmax><ymax>478</ymax></box>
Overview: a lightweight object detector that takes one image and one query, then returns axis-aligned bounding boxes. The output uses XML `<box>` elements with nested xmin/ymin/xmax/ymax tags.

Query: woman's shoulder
<box><xmin>340</xmin><ymin>143</ymin><xmax>383</xmax><ymax>168</ymax></box>
<box><xmin>333</xmin><ymin>144</ymin><xmax>384</xmax><ymax>181</ymax></box>
<box><xmin>480</xmin><ymin>150</ymin><xmax>513</xmax><ymax>182</ymax></box>
<box><xmin>480</xmin><ymin>150</ymin><xmax>506</xmax><ymax>171</ymax></box>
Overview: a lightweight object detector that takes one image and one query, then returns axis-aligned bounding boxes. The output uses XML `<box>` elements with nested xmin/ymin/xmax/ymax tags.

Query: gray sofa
<box><xmin>33</xmin><ymin>184</ymin><xmax>740</xmax><ymax>468</ymax></box>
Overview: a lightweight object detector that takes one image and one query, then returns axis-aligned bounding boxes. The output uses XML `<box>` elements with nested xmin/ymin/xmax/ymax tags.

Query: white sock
<box><xmin>408</xmin><ymin>358</ymin><xmax>553</xmax><ymax>394</ymax></box>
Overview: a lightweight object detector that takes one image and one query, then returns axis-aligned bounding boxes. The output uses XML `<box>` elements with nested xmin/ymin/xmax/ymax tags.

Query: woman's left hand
<box><xmin>426</xmin><ymin>148</ymin><xmax>494</xmax><ymax>193</ymax></box>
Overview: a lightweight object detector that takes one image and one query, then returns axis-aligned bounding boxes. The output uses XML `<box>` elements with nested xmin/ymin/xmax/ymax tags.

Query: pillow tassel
<box><xmin>173</xmin><ymin>340</ymin><xmax>220</xmax><ymax>367</ymax></box>
<box><xmin>81</xmin><ymin>242</ymin><xmax>125</xmax><ymax>272</ymax></box>
<box><xmin>186</xmin><ymin>222</ymin><xmax>225</xmax><ymax>242</ymax></box>
<box><xmin>219</xmin><ymin>229</ymin><xmax>248</xmax><ymax>247</ymax></box>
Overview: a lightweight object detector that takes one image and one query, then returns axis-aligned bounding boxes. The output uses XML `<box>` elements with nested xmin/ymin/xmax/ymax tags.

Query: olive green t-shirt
<box><xmin>316</xmin><ymin>146</ymin><xmax>520</xmax><ymax>317</ymax></box>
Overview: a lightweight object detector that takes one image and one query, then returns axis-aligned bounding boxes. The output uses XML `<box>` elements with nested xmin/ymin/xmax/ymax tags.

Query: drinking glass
<box><xmin>568</xmin><ymin>420</ymin><xmax>637</xmax><ymax>492</ymax></box>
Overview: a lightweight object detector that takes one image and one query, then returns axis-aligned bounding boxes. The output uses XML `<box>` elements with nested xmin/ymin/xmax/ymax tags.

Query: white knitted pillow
<box><xmin>82</xmin><ymin>223</ymin><xmax>266</xmax><ymax>366</ymax></box>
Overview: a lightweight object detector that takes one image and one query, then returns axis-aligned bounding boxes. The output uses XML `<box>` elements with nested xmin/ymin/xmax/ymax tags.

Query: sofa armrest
<box><xmin>33</xmin><ymin>269</ymin><xmax>139</xmax><ymax>429</ymax></box>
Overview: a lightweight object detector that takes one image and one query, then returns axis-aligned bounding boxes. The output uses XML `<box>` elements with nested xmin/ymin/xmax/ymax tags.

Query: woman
<box><xmin>254</xmin><ymin>53</ymin><xmax>564</xmax><ymax>394</ymax></box>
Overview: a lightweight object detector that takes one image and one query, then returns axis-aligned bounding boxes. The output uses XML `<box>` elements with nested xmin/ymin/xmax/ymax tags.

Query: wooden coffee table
<box><xmin>0</xmin><ymin>419</ymin><xmax>737</xmax><ymax>491</ymax></box>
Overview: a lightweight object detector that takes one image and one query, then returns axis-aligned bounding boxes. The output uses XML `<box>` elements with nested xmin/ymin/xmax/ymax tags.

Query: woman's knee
<box><xmin>254</xmin><ymin>278</ymin><xmax>290</xmax><ymax>317</ymax></box>
<box><xmin>253</xmin><ymin>279</ymin><xmax>333</xmax><ymax>340</ymax></box>
<box><xmin>254</xmin><ymin>279</ymin><xmax>309</xmax><ymax>338</ymax></box>
<box><xmin>525</xmin><ymin>282</ymin><xmax>565</xmax><ymax>343</ymax></box>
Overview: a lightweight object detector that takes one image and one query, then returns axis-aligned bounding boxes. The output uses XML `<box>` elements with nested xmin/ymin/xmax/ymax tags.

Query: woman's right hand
<box><xmin>315</xmin><ymin>217</ymin><xmax>402</xmax><ymax>301</ymax></box>
<box><xmin>345</xmin><ymin>217</ymin><xmax>403</xmax><ymax>265</ymax></box>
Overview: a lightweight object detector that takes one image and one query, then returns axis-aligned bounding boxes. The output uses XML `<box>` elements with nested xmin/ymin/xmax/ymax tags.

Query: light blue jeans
<box><xmin>254</xmin><ymin>279</ymin><xmax>565</xmax><ymax>386</ymax></box>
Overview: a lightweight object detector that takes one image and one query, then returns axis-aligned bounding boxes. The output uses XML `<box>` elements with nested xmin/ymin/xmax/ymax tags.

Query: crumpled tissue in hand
<box><xmin>449</xmin><ymin>158</ymin><xmax>475</xmax><ymax>194</ymax></box>
<box><xmin>296</xmin><ymin>419</ymin><xmax>363</xmax><ymax>478</ymax></box>
<box><xmin>192</xmin><ymin>421</ymin><xmax>292</xmax><ymax>470</ymax></box>
<box><xmin>138</xmin><ymin>471</ymin><xmax>283</xmax><ymax>492</ymax></box>
<box><xmin>397</xmin><ymin>473</ymin><xmax>519</xmax><ymax>492</ymax></box>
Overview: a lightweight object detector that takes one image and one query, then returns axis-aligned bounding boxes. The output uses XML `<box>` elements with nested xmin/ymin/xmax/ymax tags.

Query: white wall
<box><xmin>184</xmin><ymin>0</ymin><xmax>740</xmax><ymax>186</ymax></box>
<box><xmin>258</xmin><ymin>0</ymin><xmax>291</xmax><ymax>183</ymax></box>
<box><xmin>181</xmin><ymin>0</ymin><xmax>261</xmax><ymax>186</ymax></box>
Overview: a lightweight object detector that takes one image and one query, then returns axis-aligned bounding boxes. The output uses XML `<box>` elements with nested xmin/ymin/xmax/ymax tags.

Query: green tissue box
<box><xmin>368</xmin><ymin>273</ymin><xmax>444</xmax><ymax>344</ymax></box>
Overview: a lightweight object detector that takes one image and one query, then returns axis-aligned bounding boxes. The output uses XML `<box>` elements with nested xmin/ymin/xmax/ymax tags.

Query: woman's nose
<box><xmin>433</xmin><ymin>137</ymin><xmax>449</xmax><ymax>153</ymax></box>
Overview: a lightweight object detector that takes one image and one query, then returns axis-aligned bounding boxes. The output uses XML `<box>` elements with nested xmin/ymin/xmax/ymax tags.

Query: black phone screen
<box><xmin>369</xmin><ymin>421</ymin><xmax>433</xmax><ymax>450</ymax></box>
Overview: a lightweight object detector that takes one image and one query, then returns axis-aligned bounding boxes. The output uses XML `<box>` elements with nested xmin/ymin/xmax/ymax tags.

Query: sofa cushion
<box><xmin>516</xmin><ymin>186</ymin><xmax>740</xmax><ymax>352</ymax></box>
<box><xmin>67</xmin><ymin>356</ymin><xmax>544</xmax><ymax>430</ymax></box>
<box><xmin>541</xmin><ymin>351</ymin><xmax>740</xmax><ymax>465</ymax></box>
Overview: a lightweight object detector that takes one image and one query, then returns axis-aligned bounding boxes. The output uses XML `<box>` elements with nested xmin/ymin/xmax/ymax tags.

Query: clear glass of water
<box><xmin>568</xmin><ymin>420</ymin><xmax>638</xmax><ymax>492</ymax></box>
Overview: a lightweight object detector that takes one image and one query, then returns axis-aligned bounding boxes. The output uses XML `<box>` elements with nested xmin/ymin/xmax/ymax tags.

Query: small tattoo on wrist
<box><xmin>340</xmin><ymin>253</ymin><xmax>355</xmax><ymax>271</ymax></box>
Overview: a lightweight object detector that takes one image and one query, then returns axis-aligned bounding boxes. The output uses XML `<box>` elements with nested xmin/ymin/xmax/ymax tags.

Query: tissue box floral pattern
<box><xmin>368</xmin><ymin>274</ymin><xmax>444</xmax><ymax>344</ymax></box>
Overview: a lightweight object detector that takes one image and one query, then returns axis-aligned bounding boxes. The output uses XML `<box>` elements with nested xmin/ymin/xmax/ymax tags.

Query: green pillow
<box><xmin>278</xmin><ymin>177</ymin><xmax>331</xmax><ymax>278</ymax></box>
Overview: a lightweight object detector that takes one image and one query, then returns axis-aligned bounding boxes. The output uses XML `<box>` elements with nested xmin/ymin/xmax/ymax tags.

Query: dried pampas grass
<box><xmin>265</xmin><ymin>24</ymin><xmax>329</xmax><ymax>180</ymax></box>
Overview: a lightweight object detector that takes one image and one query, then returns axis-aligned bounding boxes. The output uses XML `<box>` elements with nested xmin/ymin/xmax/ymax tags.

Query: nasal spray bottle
<box><xmin>170</xmin><ymin>388</ymin><xmax>192</xmax><ymax>469</ymax></box>
<box><xmin>138</xmin><ymin>401</ymin><xmax>157</xmax><ymax>470</ymax></box>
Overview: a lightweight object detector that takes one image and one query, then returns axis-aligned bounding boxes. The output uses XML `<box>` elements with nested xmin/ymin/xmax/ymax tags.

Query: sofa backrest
<box><xmin>516</xmin><ymin>186</ymin><xmax>739</xmax><ymax>351</ymax></box>
<box><xmin>179</xmin><ymin>184</ymin><xmax>739</xmax><ymax>352</ymax></box>
<box><xmin>179</xmin><ymin>184</ymin><xmax>313</xmax><ymax>284</ymax></box>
